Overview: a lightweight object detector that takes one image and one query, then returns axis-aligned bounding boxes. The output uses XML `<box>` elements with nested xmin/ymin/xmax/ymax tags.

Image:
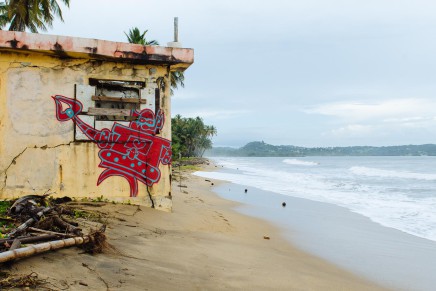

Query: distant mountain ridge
<box><xmin>206</xmin><ymin>141</ymin><xmax>436</xmax><ymax>157</ymax></box>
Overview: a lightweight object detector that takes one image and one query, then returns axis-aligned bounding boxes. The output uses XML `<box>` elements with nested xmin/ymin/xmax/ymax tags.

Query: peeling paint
<box><xmin>0</xmin><ymin>30</ymin><xmax>194</xmax><ymax>67</ymax></box>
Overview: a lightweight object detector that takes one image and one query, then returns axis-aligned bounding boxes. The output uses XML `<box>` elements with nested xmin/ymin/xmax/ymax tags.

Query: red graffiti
<box><xmin>53</xmin><ymin>95</ymin><xmax>171</xmax><ymax>197</ymax></box>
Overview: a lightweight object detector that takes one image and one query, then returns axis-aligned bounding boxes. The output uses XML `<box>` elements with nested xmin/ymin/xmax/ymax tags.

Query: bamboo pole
<box><xmin>0</xmin><ymin>235</ymin><xmax>60</xmax><ymax>246</ymax></box>
<box><xmin>0</xmin><ymin>236</ymin><xmax>90</xmax><ymax>263</ymax></box>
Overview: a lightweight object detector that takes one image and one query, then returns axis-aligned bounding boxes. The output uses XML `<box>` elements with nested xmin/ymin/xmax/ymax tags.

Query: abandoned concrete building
<box><xmin>0</xmin><ymin>30</ymin><xmax>194</xmax><ymax>211</ymax></box>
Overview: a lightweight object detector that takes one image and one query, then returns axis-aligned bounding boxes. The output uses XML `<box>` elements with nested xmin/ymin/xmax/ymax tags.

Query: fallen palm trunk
<box><xmin>0</xmin><ymin>236</ymin><xmax>90</xmax><ymax>263</ymax></box>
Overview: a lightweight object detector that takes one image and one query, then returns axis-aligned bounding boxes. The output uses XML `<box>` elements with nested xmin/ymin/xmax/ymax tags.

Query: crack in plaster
<box><xmin>1</xmin><ymin>147</ymin><xmax>28</xmax><ymax>193</ymax></box>
<box><xmin>1</xmin><ymin>142</ymin><xmax>74</xmax><ymax>193</ymax></box>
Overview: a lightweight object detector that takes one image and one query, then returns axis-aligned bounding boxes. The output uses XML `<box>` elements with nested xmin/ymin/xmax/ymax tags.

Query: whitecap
<box><xmin>283</xmin><ymin>159</ymin><xmax>319</xmax><ymax>166</ymax></box>
<box><xmin>350</xmin><ymin>166</ymin><xmax>436</xmax><ymax>181</ymax></box>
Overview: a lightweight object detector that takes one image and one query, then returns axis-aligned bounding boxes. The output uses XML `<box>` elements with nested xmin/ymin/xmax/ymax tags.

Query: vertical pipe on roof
<box><xmin>174</xmin><ymin>17</ymin><xmax>179</xmax><ymax>42</ymax></box>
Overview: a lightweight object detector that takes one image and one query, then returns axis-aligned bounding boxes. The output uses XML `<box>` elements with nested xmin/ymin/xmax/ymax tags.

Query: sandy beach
<box><xmin>3</xmin><ymin>164</ymin><xmax>385</xmax><ymax>290</ymax></box>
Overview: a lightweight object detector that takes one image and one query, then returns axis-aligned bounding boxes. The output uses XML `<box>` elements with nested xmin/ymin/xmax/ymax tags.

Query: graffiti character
<box><xmin>52</xmin><ymin>95</ymin><xmax>171</xmax><ymax>197</ymax></box>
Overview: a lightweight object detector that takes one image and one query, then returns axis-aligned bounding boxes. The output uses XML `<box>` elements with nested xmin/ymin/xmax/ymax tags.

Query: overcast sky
<box><xmin>46</xmin><ymin>0</ymin><xmax>436</xmax><ymax>147</ymax></box>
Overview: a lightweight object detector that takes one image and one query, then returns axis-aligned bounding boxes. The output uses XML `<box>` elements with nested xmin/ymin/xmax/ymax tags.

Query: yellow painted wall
<box><xmin>0</xmin><ymin>51</ymin><xmax>172</xmax><ymax>211</ymax></box>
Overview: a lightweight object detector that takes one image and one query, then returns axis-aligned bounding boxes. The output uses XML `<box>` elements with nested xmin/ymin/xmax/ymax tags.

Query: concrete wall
<box><xmin>0</xmin><ymin>51</ymin><xmax>173</xmax><ymax>211</ymax></box>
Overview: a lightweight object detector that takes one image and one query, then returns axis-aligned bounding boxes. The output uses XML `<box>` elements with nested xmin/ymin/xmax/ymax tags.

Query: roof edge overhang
<box><xmin>0</xmin><ymin>31</ymin><xmax>194</xmax><ymax>69</ymax></box>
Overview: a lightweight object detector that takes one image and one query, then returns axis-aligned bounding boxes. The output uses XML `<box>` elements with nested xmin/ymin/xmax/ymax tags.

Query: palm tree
<box><xmin>169</xmin><ymin>71</ymin><xmax>184</xmax><ymax>93</ymax></box>
<box><xmin>125</xmin><ymin>26</ymin><xmax>184</xmax><ymax>96</ymax></box>
<box><xmin>124</xmin><ymin>27</ymin><xmax>159</xmax><ymax>46</ymax></box>
<box><xmin>1</xmin><ymin>0</ymin><xmax>70</xmax><ymax>32</ymax></box>
<box><xmin>198</xmin><ymin>125</ymin><xmax>217</xmax><ymax>157</ymax></box>
<box><xmin>171</xmin><ymin>115</ymin><xmax>216</xmax><ymax>158</ymax></box>
<box><xmin>0</xmin><ymin>2</ymin><xmax>8</xmax><ymax>28</ymax></box>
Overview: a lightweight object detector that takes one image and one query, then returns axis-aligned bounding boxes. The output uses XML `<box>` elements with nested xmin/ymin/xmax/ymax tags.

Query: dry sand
<box><xmin>3</xmin><ymin>165</ymin><xmax>387</xmax><ymax>290</ymax></box>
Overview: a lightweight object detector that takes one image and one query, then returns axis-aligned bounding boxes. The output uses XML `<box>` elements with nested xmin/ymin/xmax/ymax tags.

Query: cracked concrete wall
<box><xmin>0</xmin><ymin>51</ymin><xmax>172</xmax><ymax>211</ymax></box>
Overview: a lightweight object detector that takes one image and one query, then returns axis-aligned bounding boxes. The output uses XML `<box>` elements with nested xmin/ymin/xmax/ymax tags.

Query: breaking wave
<box><xmin>195</xmin><ymin>156</ymin><xmax>436</xmax><ymax>242</ymax></box>
<box><xmin>350</xmin><ymin>166</ymin><xmax>436</xmax><ymax>181</ymax></box>
<box><xmin>283</xmin><ymin>159</ymin><xmax>318</xmax><ymax>166</ymax></box>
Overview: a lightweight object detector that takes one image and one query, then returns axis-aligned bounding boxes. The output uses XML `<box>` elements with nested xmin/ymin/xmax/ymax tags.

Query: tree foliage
<box><xmin>0</xmin><ymin>2</ymin><xmax>8</xmax><ymax>28</ymax></box>
<box><xmin>172</xmin><ymin>114</ymin><xmax>216</xmax><ymax>159</ymax></box>
<box><xmin>207</xmin><ymin>141</ymin><xmax>436</xmax><ymax>157</ymax></box>
<box><xmin>124</xmin><ymin>27</ymin><xmax>159</xmax><ymax>45</ymax></box>
<box><xmin>0</xmin><ymin>0</ymin><xmax>70</xmax><ymax>32</ymax></box>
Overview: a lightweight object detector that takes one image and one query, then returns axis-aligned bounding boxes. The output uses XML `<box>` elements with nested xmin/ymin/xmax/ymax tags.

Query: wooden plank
<box><xmin>92</xmin><ymin>95</ymin><xmax>147</xmax><ymax>104</ymax></box>
<box><xmin>94</xmin><ymin>80</ymin><xmax>144</xmax><ymax>89</ymax></box>
<box><xmin>88</xmin><ymin>107</ymin><xmax>133</xmax><ymax>117</ymax></box>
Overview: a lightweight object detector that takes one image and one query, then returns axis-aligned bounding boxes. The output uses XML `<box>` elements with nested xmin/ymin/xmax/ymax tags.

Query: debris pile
<box><xmin>0</xmin><ymin>272</ymin><xmax>48</xmax><ymax>289</ymax></box>
<box><xmin>0</xmin><ymin>195</ymin><xmax>106</xmax><ymax>264</ymax></box>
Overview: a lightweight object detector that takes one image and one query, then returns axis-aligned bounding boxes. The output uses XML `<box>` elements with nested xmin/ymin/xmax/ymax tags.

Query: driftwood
<box><xmin>1</xmin><ymin>194</ymin><xmax>107</xmax><ymax>264</ymax></box>
<box><xmin>8</xmin><ymin>194</ymin><xmax>49</xmax><ymax>216</ymax></box>
<box><xmin>52</xmin><ymin>216</ymin><xmax>82</xmax><ymax>235</ymax></box>
<box><xmin>0</xmin><ymin>236</ymin><xmax>90</xmax><ymax>263</ymax></box>
<box><xmin>7</xmin><ymin>207</ymin><xmax>52</xmax><ymax>238</ymax></box>
<box><xmin>9</xmin><ymin>239</ymin><xmax>21</xmax><ymax>251</ymax></box>
<box><xmin>28</xmin><ymin>227</ymin><xmax>74</xmax><ymax>238</ymax></box>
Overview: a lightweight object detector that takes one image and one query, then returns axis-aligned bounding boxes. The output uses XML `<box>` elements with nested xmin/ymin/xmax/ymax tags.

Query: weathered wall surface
<box><xmin>0</xmin><ymin>52</ymin><xmax>172</xmax><ymax>211</ymax></box>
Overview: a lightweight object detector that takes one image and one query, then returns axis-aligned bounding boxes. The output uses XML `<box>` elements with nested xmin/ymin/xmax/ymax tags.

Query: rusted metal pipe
<box><xmin>0</xmin><ymin>236</ymin><xmax>90</xmax><ymax>263</ymax></box>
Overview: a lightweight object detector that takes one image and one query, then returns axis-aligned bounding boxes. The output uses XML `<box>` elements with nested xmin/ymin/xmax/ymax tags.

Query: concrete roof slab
<box><xmin>0</xmin><ymin>31</ymin><xmax>194</xmax><ymax>68</ymax></box>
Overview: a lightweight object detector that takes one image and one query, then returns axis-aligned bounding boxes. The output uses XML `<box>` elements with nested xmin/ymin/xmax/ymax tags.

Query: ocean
<box><xmin>194</xmin><ymin>156</ymin><xmax>436</xmax><ymax>290</ymax></box>
<box><xmin>195</xmin><ymin>156</ymin><xmax>436</xmax><ymax>242</ymax></box>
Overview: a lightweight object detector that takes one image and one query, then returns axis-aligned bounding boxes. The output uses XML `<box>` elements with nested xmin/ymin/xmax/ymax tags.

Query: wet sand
<box><xmin>5</xmin><ymin>165</ymin><xmax>385</xmax><ymax>290</ymax></box>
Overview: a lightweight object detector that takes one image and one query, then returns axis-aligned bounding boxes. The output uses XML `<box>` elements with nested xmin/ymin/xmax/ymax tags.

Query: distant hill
<box><xmin>205</xmin><ymin>141</ymin><xmax>436</xmax><ymax>157</ymax></box>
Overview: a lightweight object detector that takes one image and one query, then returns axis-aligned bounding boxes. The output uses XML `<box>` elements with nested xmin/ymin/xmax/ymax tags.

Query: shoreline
<box><xmin>4</xmin><ymin>162</ymin><xmax>385</xmax><ymax>290</ymax></box>
<box><xmin>199</xmin><ymin>160</ymin><xmax>436</xmax><ymax>291</ymax></box>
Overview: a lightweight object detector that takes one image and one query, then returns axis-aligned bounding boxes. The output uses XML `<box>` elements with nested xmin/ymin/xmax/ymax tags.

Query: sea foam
<box><xmin>283</xmin><ymin>159</ymin><xmax>319</xmax><ymax>166</ymax></box>
<box><xmin>350</xmin><ymin>166</ymin><xmax>436</xmax><ymax>180</ymax></box>
<box><xmin>196</xmin><ymin>157</ymin><xmax>436</xmax><ymax>242</ymax></box>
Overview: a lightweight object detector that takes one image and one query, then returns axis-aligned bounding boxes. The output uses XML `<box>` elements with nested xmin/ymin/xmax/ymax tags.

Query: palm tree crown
<box><xmin>0</xmin><ymin>2</ymin><xmax>8</xmax><ymax>28</ymax></box>
<box><xmin>124</xmin><ymin>27</ymin><xmax>159</xmax><ymax>46</ymax></box>
<box><xmin>0</xmin><ymin>0</ymin><xmax>70</xmax><ymax>32</ymax></box>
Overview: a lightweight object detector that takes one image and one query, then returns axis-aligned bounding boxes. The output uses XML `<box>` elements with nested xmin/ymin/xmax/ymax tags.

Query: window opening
<box><xmin>88</xmin><ymin>79</ymin><xmax>146</xmax><ymax>121</ymax></box>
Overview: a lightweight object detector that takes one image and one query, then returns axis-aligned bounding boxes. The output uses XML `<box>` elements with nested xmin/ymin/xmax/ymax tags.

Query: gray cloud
<box><xmin>47</xmin><ymin>0</ymin><xmax>436</xmax><ymax>146</ymax></box>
